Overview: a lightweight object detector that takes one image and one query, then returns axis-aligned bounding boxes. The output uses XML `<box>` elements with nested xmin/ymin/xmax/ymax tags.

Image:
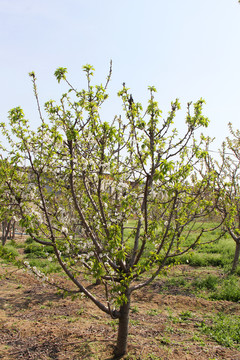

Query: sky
<box><xmin>1</xmin><ymin>0</ymin><xmax>240</xmax><ymax>154</ymax></box>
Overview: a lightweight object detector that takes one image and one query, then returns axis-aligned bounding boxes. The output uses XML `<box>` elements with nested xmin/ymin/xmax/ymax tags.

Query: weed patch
<box><xmin>210</xmin><ymin>276</ymin><xmax>240</xmax><ymax>302</ymax></box>
<box><xmin>0</xmin><ymin>244</ymin><xmax>19</xmax><ymax>263</ymax></box>
<box><xmin>192</xmin><ymin>274</ymin><xmax>218</xmax><ymax>290</ymax></box>
<box><xmin>201</xmin><ymin>312</ymin><xmax>240</xmax><ymax>349</ymax></box>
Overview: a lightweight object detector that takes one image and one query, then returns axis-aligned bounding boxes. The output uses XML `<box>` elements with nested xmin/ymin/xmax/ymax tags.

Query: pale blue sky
<box><xmin>1</xmin><ymin>0</ymin><xmax>240</xmax><ymax>152</ymax></box>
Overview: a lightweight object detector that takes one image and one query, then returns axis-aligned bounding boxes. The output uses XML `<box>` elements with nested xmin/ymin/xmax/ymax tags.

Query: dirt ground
<box><xmin>0</xmin><ymin>262</ymin><xmax>240</xmax><ymax>360</ymax></box>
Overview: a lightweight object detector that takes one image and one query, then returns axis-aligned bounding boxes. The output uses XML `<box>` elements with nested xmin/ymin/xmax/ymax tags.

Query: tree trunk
<box><xmin>1</xmin><ymin>219</ymin><xmax>15</xmax><ymax>246</ymax></box>
<box><xmin>11</xmin><ymin>220</ymin><xmax>16</xmax><ymax>240</ymax></box>
<box><xmin>231</xmin><ymin>240</ymin><xmax>240</xmax><ymax>273</ymax></box>
<box><xmin>114</xmin><ymin>292</ymin><xmax>131</xmax><ymax>358</ymax></box>
<box><xmin>2</xmin><ymin>220</ymin><xmax>8</xmax><ymax>246</ymax></box>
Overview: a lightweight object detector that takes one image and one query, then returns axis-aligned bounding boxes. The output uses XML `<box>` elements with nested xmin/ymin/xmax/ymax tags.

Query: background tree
<box><xmin>206</xmin><ymin>123</ymin><xmax>240</xmax><ymax>273</ymax></box>
<box><xmin>0</xmin><ymin>159</ymin><xmax>18</xmax><ymax>246</ymax></box>
<box><xmin>1</xmin><ymin>218</ymin><xmax>16</xmax><ymax>246</ymax></box>
<box><xmin>0</xmin><ymin>64</ymin><xmax>218</xmax><ymax>357</ymax></box>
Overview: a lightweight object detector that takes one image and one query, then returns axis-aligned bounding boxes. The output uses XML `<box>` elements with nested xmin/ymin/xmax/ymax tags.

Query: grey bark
<box><xmin>231</xmin><ymin>239</ymin><xmax>240</xmax><ymax>273</ymax></box>
<box><xmin>114</xmin><ymin>291</ymin><xmax>131</xmax><ymax>358</ymax></box>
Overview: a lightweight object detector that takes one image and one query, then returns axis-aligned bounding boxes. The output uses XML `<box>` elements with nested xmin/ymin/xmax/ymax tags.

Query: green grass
<box><xmin>24</xmin><ymin>237</ymin><xmax>54</xmax><ymax>259</ymax></box>
<box><xmin>210</xmin><ymin>276</ymin><xmax>240</xmax><ymax>302</ymax></box>
<box><xmin>176</xmin><ymin>235</ymin><xmax>237</xmax><ymax>269</ymax></box>
<box><xmin>192</xmin><ymin>274</ymin><xmax>218</xmax><ymax>290</ymax></box>
<box><xmin>159</xmin><ymin>269</ymin><xmax>240</xmax><ymax>303</ymax></box>
<box><xmin>0</xmin><ymin>244</ymin><xmax>19</xmax><ymax>263</ymax></box>
<box><xmin>24</xmin><ymin>243</ymin><xmax>54</xmax><ymax>259</ymax></box>
<box><xmin>201</xmin><ymin>312</ymin><xmax>240</xmax><ymax>349</ymax></box>
<box><xmin>124</xmin><ymin>220</ymin><xmax>237</xmax><ymax>271</ymax></box>
<box><xmin>27</xmin><ymin>258</ymin><xmax>61</xmax><ymax>274</ymax></box>
<box><xmin>0</xmin><ymin>236</ymin><xmax>61</xmax><ymax>275</ymax></box>
<box><xmin>147</xmin><ymin>308</ymin><xmax>161</xmax><ymax>316</ymax></box>
<box><xmin>179</xmin><ymin>310</ymin><xmax>193</xmax><ymax>320</ymax></box>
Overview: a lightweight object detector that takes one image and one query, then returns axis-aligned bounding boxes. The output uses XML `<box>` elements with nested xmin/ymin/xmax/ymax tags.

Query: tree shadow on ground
<box><xmin>0</xmin><ymin>285</ymin><xmax>63</xmax><ymax>313</ymax></box>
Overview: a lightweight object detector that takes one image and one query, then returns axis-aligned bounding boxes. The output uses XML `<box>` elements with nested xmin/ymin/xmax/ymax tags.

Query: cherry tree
<box><xmin>206</xmin><ymin>123</ymin><xmax>240</xmax><ymax>273</ymax></box>
<box><xmin>0</xmin><ymin>64</ymin><xmax>217</xmax><ymax>356</ymax></box>
<box><xmin>0</xmin><ymin>159</ymin><xmax>19</xmax><ymax>246</ymax></box>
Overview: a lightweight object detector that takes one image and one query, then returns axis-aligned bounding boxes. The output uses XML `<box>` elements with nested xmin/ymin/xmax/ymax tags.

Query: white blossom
<box><xmin>61</xmin><ymin>226</ymin><xmax>68</xmax><ymax>235</ymax></box>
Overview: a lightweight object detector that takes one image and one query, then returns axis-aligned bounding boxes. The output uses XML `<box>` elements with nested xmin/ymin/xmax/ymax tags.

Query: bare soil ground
<box><xmin>0</xmin><ymin>262</ymin><xmax>240</xmax><ymax>359</ymax></box>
